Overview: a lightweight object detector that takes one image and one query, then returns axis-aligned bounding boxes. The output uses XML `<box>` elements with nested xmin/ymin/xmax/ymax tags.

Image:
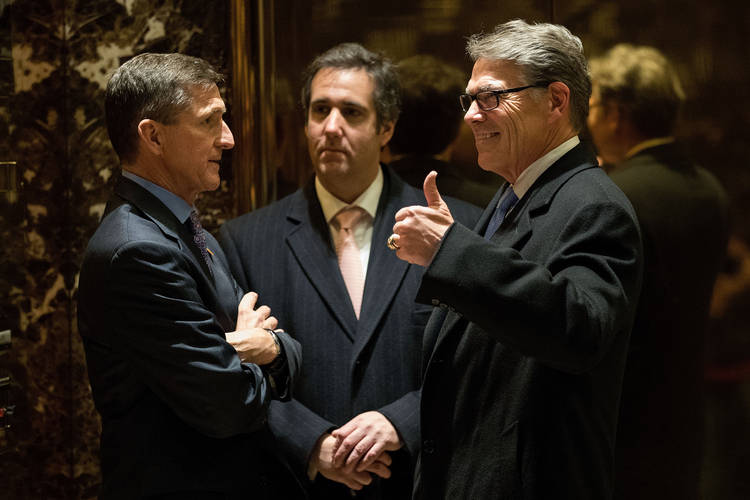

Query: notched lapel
<box><xmin>113</xmin><ymin>176</ymin><xmax>219</xmax><ymax>295</ymax></box>
<box><xmin>488</xmin><ymin>197</ymin><xmax>533</xmax><ymax>250</ymax></box>
<box><xmin>285</xmin><ymin>187</ymin><xmax>359</xmax><ymax>339</ymax></box>
<box><xmin>352</xmin><ymin>177</ymin><xmax>412</xmax><ymax>357</ymax></box>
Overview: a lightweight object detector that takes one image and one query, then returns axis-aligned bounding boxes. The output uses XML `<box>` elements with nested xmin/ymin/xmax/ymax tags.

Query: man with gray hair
<box><xmin>391</xmin><ymin>20</ymin><xmax>643</xmax><ymax>499</ymax></box>
<box><xmin>588</xmin><ymin>44</ymin><xmax>729</xmax><ymax>500</ymax></box>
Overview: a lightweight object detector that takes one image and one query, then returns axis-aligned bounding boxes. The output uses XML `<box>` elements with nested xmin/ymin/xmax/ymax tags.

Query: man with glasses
<box><xmin>391</xmin><ymin>20</ymin><xmax>643</xmax><ymax>499</ymax></box>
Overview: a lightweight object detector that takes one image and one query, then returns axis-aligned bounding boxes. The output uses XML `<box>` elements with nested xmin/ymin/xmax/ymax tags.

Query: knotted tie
<box><xmin>186</xmin><ymin>210</ymin><xmax>212</xmax><ymax>269</ymax></box>
<box><xmin>484</xmin><ymin>189</ymin><xmax>519</xmax><ymax>239</ymax></box>
<box><xmin>333</xmin><ymin>206</ymin><xmax>368</xmax><ymax>319</ymax></box>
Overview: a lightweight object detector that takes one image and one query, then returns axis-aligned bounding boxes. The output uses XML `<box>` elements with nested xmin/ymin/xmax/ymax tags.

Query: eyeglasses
<box><xmin>459</xmin><ymin>84</ymin><xmax>548</xmax><ymax>112</ymax></box>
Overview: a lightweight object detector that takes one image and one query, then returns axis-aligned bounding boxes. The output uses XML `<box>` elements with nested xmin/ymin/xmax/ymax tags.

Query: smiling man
<box><xmin>219</xmin><ymin>43</ymin><xmax>479</xmax><ymax>499</ymax></box>
<box><xmin>391</xmin><ymin>20</ymin><xmax>644</xmax><ymax>499</ymax></box>
<box><xmin>78</xmin><ymin>53</ymin><xmax>301</xmax><ymax>499</ymax></box>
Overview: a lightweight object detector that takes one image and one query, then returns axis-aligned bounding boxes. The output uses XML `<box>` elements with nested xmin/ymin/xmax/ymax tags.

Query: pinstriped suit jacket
<box><xmin>219</xmin><ymin>166</ymin><xmax>480</xmax><ymax>499</ymax></box>
<box><xmin>78</xmin><ymin>177</ymin><xmax>302</xmax><ymax>498</ymax></box>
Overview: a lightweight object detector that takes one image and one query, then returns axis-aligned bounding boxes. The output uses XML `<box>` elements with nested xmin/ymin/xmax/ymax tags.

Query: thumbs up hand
<box><xmin>392</xmin><ymin>171</ymin><xmax>454</xmax><ymax>266</ymax></box>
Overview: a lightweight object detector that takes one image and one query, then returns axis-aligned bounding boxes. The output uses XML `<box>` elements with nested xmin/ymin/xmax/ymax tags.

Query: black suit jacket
<box><xmin>219</xmin><ymin>166</ymin><xmax>480</xmax><ymax>499</ymax></box>
<box><xmin>78</xmin><ymin>177</ymin><xmax>302</xmax><ymax>499</ymax></box>
<box><xmin>415</xmin><ymin>144</ymin><xmax>643</xmax><ymax>500</ymax></box>
<box><xmin>608</xmin><ymin>143</ymin><xmax>729</xmax><ymax>500</ymax></box>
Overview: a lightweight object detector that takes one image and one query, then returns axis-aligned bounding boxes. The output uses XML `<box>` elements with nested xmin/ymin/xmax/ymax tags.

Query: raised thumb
<box><xmin>423</xmin><ymin>171</ymin><xmax>444</xmax><ymax>209</ymax></box>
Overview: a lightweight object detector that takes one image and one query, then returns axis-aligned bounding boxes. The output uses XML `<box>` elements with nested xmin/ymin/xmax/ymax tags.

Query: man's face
<box><xmin>160</xmin><ymin>84</ymin><xmax>234</xmax><ymax>203</ymax></box>
<box><xmin>305</xmin><ymin>67</ymin><xmax>393</xmax><ymax>201</ymax></box>
<box><xmin>464</xmin><ymin>59</ymin><xmax>549</xmax><ymax>182</ymax></box>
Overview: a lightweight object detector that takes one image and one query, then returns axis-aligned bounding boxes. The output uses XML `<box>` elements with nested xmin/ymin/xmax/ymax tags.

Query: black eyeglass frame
<box><xmin>459</xmin><ymin>83</ymin><xmax>549</xmax><ymax>112</ymax></box>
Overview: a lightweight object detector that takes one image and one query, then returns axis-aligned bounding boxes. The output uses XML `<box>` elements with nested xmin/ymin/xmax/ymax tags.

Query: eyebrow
<box><xmin>199</xmin><ymin>106</ymin><xmax>226</xmax><ymax>119</ymax></box>
<box><xmin>477</xmin><ymin>84</ymin><xmax>506</xmax><ymax>93</ymax></box>
<box><xmin>310</xmin><ymin>98</ymin><xmax>367</xmax><ymax>109</ymax></box>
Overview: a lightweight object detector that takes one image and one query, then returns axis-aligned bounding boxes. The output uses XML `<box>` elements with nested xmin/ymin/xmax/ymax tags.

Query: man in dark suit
<box><xmin>588</xmin><ymin>44</ymin><xmax>729</xmax><ymax>500</ymax></box>
<box><xmin>392</xmin><ymin>20</ymin><xmax>643</xmax><ymax>499</ymax></box>
<box><xmin>384</xmin><ymin>54</ymin><xmax>498</xmax><ymax>208</ymax></box>
<box><xmin>78</xmin><ymin>53</ymin><xmax>301</xmax><ymax>499</ymax></box>
<box><xmin>219</xmin><ymin>43</ymin><xmax>479</xmax><ymax>499</ymax></box>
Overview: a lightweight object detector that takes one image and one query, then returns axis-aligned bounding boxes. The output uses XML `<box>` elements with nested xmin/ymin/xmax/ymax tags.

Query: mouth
<box><xmin>208</xmin><ymin>159</ymin><xmax>221</xmax><ymax>165</ymax></box>
<box><xmin>320</xmin><ymin>148</ymin><xmax>346</xmax><ymax>156</ymax></box>
<box><xmin>474</xmin><ymin>132</ymin><xmax>500</xmax><ymax>141</ymax></box>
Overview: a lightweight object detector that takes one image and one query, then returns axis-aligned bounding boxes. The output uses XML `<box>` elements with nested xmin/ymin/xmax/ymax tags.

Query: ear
<box><xmin>378</xmin><ymin>120</ymin><xmax>396</xmax><ymax>148</ymax></box>
<box><xmin>546</xmin><ymin>82</ymin><xmax>571</xmax><ymax>124</ymax></box>
<box><xmin>137</xmin><ymin>119</ymin><xmax>165</xmax><ymax>156</ymax></box>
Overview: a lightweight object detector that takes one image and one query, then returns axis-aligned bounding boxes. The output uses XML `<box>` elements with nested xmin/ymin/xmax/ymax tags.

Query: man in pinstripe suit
<box><xmin>219</xmin><ymin>43</ymin><xmax>479</xmax><ymax>499</ymax></box>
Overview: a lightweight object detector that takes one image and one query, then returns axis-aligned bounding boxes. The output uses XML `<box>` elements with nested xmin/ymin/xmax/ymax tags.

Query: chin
<box><xmin>317</xmin><ymin>161</ymin><xmax>350</xmax><ymax>178</ymax></box>
<box><xmin>203</xmin><ymin>175</ymin><xmax>221</xmax><ymax>192</ymax></box>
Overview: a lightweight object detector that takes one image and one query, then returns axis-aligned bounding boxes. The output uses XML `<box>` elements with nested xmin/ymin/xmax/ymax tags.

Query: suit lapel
<box><xmin>475</xmin><ymin>185</ymin><xmax>503</xmax><ymax>234</ymax></box>
<box><xmin>427</xmin><ymin>144</ymin><xmax>599</xmax><ymax>357</ymax></box>
<box><xmin>353</xmin><ymin>169</ymin><xmax>412</xmax><ymax>358</ymax></box>
<box><xmin>285</xmin><ymin>183</ymin><xmax>359</xmax><ymax>339</ymax></box>
<box><xmin>111</xmin><ymin>176</ymin><xmax>219</xmax><ymax>296</ymax></box>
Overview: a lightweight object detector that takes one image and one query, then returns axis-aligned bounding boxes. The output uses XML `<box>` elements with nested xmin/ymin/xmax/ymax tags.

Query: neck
<box><xmin>318</xmin><ymin>167</ymin><xmax>379</xmax><ymax>204</ymax></box>
<box><xmin>122</xmin><ymin>158</ymin><xmax>196</xmax><ymax>205</ymax></box>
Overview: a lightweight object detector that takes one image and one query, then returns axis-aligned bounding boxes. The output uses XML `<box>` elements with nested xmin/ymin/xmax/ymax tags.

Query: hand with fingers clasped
<box><xmin>308</xmin><ymin>411</ymin><xmax>399</xmax><ymax>491</ymax></box>
<box><xmin>391</xmin><ymin>171</ymin><xmax>454</xmax><ymax>267</ymax></box>
<box><xmin>333</xmin><ymin>411</ymin><xmax>401</xmax><ymax>477</ymax></box>
<box><xmin>225</xmin><ymin>291</ymin><xmax>281</xmax><ymax>366</ymax></box>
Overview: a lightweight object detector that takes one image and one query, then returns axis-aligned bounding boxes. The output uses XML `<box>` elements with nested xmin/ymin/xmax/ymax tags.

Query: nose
<box><xmin>323</xmin><ymin>108</ymin><xmax>344</xmax><ymax>137</ymax></box>
<box><xmin>464</xmin><ymin>100</ymin><xmax>485</xmax><ymax>124</ymax></box>
<box><xmin>219</xmin><ymin>120</ymin><xmax>235</xmax><ymax>149</ymax></box>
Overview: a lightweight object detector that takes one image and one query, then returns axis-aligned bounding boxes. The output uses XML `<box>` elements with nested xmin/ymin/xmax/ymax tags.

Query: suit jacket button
<box><xmin>423</xmin><ymin>439</ymin><xmax>435</xmax><ymax>454</ymax></box>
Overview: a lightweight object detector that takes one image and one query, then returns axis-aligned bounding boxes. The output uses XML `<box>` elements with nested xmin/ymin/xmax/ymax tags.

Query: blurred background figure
<box><xmin>588</xmin><ymin>43</ymin><xmax>730</xmax><ymax>500</ymax></box>
<box><xmin>383</xmin><ymin>54</ymin><xmax>497</xmax><ymax>208</ymax></box>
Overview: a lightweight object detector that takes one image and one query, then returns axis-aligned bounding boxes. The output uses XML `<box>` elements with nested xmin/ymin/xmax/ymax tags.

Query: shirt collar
<box><xmin>625</xmin><ymin>136</ymin><xmax>675</xmax><ymax>159</ymax></box>
<box><xmin>315</xmin><ymin>167</ymin><xmax>383</xmax><ymax>223</ymax></box>
<box><xmin>121</xmin><ymin>169</ymin><xmax>194</xmax><ymax>224</ymax></box>
<box><xmin>512</xmin><ymin>136</ymin><xmax>580</xmax><ymax>199</ymax></box>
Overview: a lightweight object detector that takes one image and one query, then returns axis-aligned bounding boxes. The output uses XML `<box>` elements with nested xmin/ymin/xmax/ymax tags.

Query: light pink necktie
<box><xmin>333</xmin><ymin>206</ymin><xmax>368</xmax><ymax>319</ymax></box>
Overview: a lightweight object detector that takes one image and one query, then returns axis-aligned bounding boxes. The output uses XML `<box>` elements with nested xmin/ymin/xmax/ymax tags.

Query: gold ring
<box><xmin>387</xmin><ymin>234</ymin><xmax>400</xmax><ymax>251</ymax></box>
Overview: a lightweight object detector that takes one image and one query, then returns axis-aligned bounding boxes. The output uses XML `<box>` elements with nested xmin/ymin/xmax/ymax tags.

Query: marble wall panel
<box><xmin>1</xmin><ymin>0</ymin><xmax>230</xmax><ymax>498</ymax></box>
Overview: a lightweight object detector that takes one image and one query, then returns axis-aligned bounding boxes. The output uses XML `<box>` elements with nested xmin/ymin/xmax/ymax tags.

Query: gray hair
<box><xmin>589</xmin><ymin>43</ymin><xmax>685</xmax><ymax>137</ymax></box>
<box><xmin>105</xmin><ymin>53</ymin><xmax>224</xmax><ymax>163</ymax></box>
<box><xmin>466</xmin><ymin>19</ymin><xmax>591</xmax><ymax>131</ymax></box>
<box><xmin>300</xmin><ymin>42</ymin><xmax>400</xmax><ymax>131</ymax></box>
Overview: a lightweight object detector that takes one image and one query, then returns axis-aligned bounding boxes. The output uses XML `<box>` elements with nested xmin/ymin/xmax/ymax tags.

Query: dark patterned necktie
<box><xmin>186</xmin><ymin>210</ymin><xmax>212</xmax><ymax>269</ymax></box>
<box><xmin>484</xmin><ymin>189</ymin><xmax>519</xmax><ymax>239</ymax></box>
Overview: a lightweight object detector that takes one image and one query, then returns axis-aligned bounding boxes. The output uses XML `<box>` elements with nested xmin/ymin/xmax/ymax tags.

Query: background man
<box><xmin>391</xmin><ymin>20</ymin><xmax>643</xmax><ymax>499</ymax></box>
<box><xmin>219</xmin><ymin>43</ymin><xmax>479</xmax><ymax>499</ymax></box>
<box><xmin>588</xmin><ymin>43</ymin><xmax>729</xmax><ymax>500</ymax></box>
<box><xmin>78</xmin><ymin>53</ymin><xmax>301</xmax><ymax>499</ymax></box>
<box><xmin>384</xmin><ymin>54</ymin><xmax>497</xmax><ymax>208</ymax></box>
